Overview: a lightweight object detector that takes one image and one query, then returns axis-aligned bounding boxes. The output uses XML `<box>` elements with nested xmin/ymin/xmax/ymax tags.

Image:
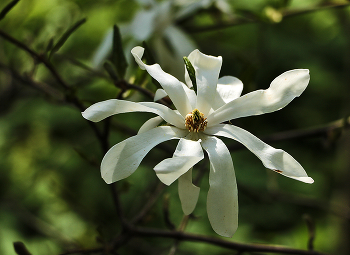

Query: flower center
<box><xmin>185</xmin><ymin>109</ymin><xmax>207</xmax><ymax>132</ymax></box>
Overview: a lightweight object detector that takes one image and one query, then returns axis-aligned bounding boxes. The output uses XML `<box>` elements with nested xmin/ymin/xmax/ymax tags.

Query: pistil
<box><xmin>185</xmin><ymin>109</ymin><xmax>207</xmax><ymax>132</ymax></box>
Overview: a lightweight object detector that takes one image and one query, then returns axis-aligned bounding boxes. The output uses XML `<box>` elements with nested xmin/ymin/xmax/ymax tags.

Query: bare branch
<box><xmin>131</xmin><ymin>226</ymin><xmax>328</xmax><ymax>255</ymax></box>
<box><xmin>228</xmin><ymin>116</ymin><xmax>350</xmax><ymax>151</ymax></box>
<box><xmin>183</xmin><ymin>2</ymin><xmax>350</xmax><ymax>33</ymax></box>
<box><xmin>0</xmin><ymin>29</ymin><xmax>69</xmax><ymax>90</ymax></box>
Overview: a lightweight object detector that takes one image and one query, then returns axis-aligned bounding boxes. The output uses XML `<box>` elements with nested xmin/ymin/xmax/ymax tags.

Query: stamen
<box><xmin>185</xmin><ymin>109</ymin><xmax>207</xmax><ymax>132</ymax></box>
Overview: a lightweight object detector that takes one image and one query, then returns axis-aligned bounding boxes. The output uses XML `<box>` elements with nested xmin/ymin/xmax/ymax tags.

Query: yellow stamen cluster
<box><xmin>185</xmin><ymin>109</ymin><xmax>207</xmax><ymax>132</ymax></box>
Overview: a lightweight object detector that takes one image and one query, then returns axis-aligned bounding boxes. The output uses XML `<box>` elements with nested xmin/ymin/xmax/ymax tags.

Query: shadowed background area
<box><xmin>0</xmin><ymin>0</ymin><xmax>350</xmax><ymax>254</ymax></box>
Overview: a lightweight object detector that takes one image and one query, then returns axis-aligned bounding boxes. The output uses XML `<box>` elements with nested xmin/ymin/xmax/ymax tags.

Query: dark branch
<box><xmin>183</xmin><ymin>2</ymin><xmax>350</xmax><ymax>33</ymax></box>
<box><xmin>0</xmin><ymin>29</ymin><xmax>68</xmax><ymax>89</ymax></box>
<box><xmin>228</xmin><ymin>116</ymin><xmax>350</xmax><ymax>151</ymax></box>
<box><xmin>130</xmin><ymin>226</ymin><xmax>328</xmax><ymax>255</ymax></box>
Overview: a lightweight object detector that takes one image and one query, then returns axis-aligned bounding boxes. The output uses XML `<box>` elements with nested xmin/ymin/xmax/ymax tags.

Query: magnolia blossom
<box><xmin>92</xmin><ymin>0</ymin><xmax>231</xmax><ymax>79</ymax></box>
<box><xmin>82</xmin><ymin>46</ymin><xmax>314</xmax><ymax>237</ymax></box>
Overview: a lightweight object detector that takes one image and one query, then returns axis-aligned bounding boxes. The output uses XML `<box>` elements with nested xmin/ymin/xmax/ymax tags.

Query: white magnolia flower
<box><xmin>92</xmin><ymin>0</ymin><xmax>231</xmax><ymax>79</ymax></box>
<box><xmin>82</xmin><ymin>46</ymin><xmax>314</xmax><ymax>237</ymax></box>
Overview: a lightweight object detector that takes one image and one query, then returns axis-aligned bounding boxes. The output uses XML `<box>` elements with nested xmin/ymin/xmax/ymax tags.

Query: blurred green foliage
<box><xmin>1</xmin><ymin>0</ymin><xmax>350</xmax><ymax>254</ymax></box>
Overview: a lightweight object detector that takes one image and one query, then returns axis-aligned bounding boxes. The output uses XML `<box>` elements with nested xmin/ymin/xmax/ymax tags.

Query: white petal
<box><xmin>92</xmin><ymin>28</ymin><xmax>113</xmax><ymax>68</ymax></box>
<box><xmin>130</xmin><ymin>9</ymin><xmax>158</xmax><ymax>41</ymax></box>
<box><xmin>200</xmin><ymin>135</ymin><xmax>238</xmax><ymax>237</ymax></box>
<box><xmin>82</xmin><ymin>99</ymin><xmax>184</xmax><ymax>128</ymax></box>
<box><xmin>154</xmin><ymin>84</ymin><xmax>196</xmax><ymax>108</ymax></box>
<box><xmin>187</xmin><ymin>49</ymin><xmax>222</xmax><ymax>116</ymax></box>
<box><xmin>151</xmin><ymin>37</ymin><xmax>185</xmax><ymax>81</ymax></box>
<box><xmin>205</xmin><ymin>124</ymin><xmax>314</xmax><ymax>184</ymax></box>
<box><xmin>207</xmin><ymin>69</ymin><xmax>310</xmax><ymax>126</ymax></box>
<box><xmin>164</xmin><ymin>25</ymin><xmax>196</xmax><ymax>61</ymax></box>
<box><xmin>181</xmin><ymin>82</ymin><xmax>197</xmax><ymax>110</ymax></box>
<box><xmin>213</xmin><ymin>76</ymin><xmax>243</xmax><ymax>110</ymax></box>
<box><xmin>154</xmin><ymin>89</ymin><xmax>167</xmax><ymax>101</ymax></box>
<box><xmin>131</xmin><ymin>46</ymin><xmax>192</xmax><ymax>117</ymax></box>
<box><xmin>154</xmin><ymin>138</ymin><xmax>204</xmax><ymax>185</ymax></box>
<box><xmin>101</xmin><ymin>126</ymin><xmax>187</xmax><ymax>184</ymax></box>
<box><xmin>178</xmin><ymin>168</ymin><xmax>200</xmax><ymax>215</ymax></box>
<box><xmin>154</xmin><ymin>156</ymin><xmax>203</xmax><ymax>185</ymax></box>
<box><xmin>138</xmin><ymin>116</ymin><xmax>163</xmax><ymax>134</ymax></box>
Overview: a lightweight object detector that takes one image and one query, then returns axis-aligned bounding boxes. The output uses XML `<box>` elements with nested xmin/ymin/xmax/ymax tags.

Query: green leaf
<box><xmin>142</xmin><ymin>41</ymin><xmax>161</xmax><ymax>89</ymax></box>
<box><xmin>49</xmin><ymin>18</ymin><xmax>87</xmax><ymax>59</ymax></box>
<box><xmin>142</xmin><ymin>41</ymin><xmax>156</xmax><ymax>65</ymax></box>
<box><xmin>103</xmin><ymin>60</ymin><xmax>119</xmax><ymax>82</ymax></box>
<box><xmin>0</xmin><ymin>0</ymin><xmax>20</xmax><ymax>21</ymax></box>
<box><xmin>183</xmin><ymin>56</ymin><xmax>197</xmax><ymax>91</ymax></box>
<box><xmin>111</xmin><ymin>25</ymin><xmax>128</xmax><ymax>80</ymax></box>
<box><xmin>45</xmin><ymin>37</ymin><xmax>54</xmax><ymax>55</ymax></box>
<box><xmin>13</xmin><ymin>242</ymin><xmax>32</xmax><ymax>255</ymax></box>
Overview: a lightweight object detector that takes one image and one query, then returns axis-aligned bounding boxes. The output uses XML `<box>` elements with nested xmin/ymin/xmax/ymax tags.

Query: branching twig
<box><xmin>131</xmin><ymin>182</ymin><xmax>165</xmax><ymax>224</ymax></box>
<box><xmin>0</xmin><ymin>29</ymin><xmax>68</xmax><ymax>89</ymax></box>
<box><xmin>228</xmin><ymin>116</ymin><xmax>350</xmax><ymax>151</ymax></box>
<box><xmin>182</xmin><ymin>2</ymin><xmax>350</xmax><ymax>33</ymax></box>
<box><xmin>131</xmin><ymin>226</ymin><xmax>327</xmax><ymax>255</ymax></box>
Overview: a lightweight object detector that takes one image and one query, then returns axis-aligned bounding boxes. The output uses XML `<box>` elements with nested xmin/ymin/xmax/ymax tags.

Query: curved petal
<box><xmin>154</xmin><ymin>138</ymin><xmax>204</xmax><ymax>185</ymax></box>
<box><xmin>131</xmin><ymin>46</ymin><xmax>192</xmax><ymax>117</ymax></box>
<box><xmin>154</xmin><ymin>83</ymin><xmax>197</xmax><ymax>110</ymax></box>
<box><xmin>187</xmin><ymin>50</ymin><xmax>222</xmax><ymax>116</ymax></box>
<box><xmin>207</xmin><ymin>69</ymin><xmax>310</xmax><ymax>126</ymax></box>
<box><xmin>212</xmin><ymin>76</ymin><xmax>243</xmax><ymax>110</ymax></box>
<box><xmin>181</xmin><ymin>82</ymin><xmax>197</xmax><ymax>109</ymax></box>
<box><xmin>138</xmin><ymin>116</ymin><xmax>163</xmax><ymax>134</ymax></box>
<box><xmin>154</xmin><ymin>89</ymin><xmax>167</xmax><ymax>101</ymax></box>
<box><xmin>200</xmin><ymin>135</ymin><xmax>238</xmax><ymax>237</ymax></box>
<box><xmin>101</xmin><ymin>126</ymin><xmax>187</xmax><ymax>184</ymax></box>
<box><xmin>205</xmin><ymin>124</ymin><xmax>314</xmax><ymax>183</ymax></box>
<box><xmin>154</xmin><ymin>156</ymin><xmax>202</xmax><ymax>185</ymax></box>
<box><xmin>82</xmin><ymin>99</ymin><xmax>184</xmax><ymax>128</ymax></box>
<box><xmin>178</xmin><ymin>168</ymin><xmax>200</xmax><ymax>215</ymax></box>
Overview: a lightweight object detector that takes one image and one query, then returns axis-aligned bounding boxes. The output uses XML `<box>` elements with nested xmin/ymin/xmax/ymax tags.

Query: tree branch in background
<box><xmin>182</xmin><ymin>2</ymin><xmax>350</xmax><ymax>33</ymax></box>
<box><xmin>228</xmin><ymin>116</ymin><xmax>350</xmax><ymax>151</ymax></box>
<box><xmin>0</xmin><ymin>29</ymin><xmax>69</xmax><ymax>90</ymax></box>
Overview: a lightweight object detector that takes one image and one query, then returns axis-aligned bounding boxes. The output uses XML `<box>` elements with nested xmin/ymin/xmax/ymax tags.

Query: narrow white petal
<box><xmin>130</xmin><ymin>9</ymin><xmax>158</xmax><ymax>41</ymax></box>
<box><xmin>101</xmin><ymin>126</ymin><xmax>187</xmax><ymax>184</ymax></box>
<box><xmin>82</xmin><ymin>99</ymin><xmax>184</xmax><ymax>128</ymax></box>
<box><xmin>154</xmin><ymin>89</ymin><xmax>167</xmax><ymax>101</ymax></box>
<box><xmin>181</xmin><ymin>82</ymin><xmax>197</xmax><ymax>110</ymax></box>
<box><xmin>154</xmin><ymin>138</ymin><xmax>204</xmax><ymax>185</ymax></box>
<box><xmin>178</xmin><ymin>168</ymin><xmax>200</xmax><ymax>215</ymax></box>
<box><xmin>187</xmin><ymin>50</ymin><xmax>222</xmax><ymax>116</ymax></box>
<box><xmin>154</xmin><ymin>156</ymin><xmax>202</xmax><ymax>185</ymax></box>
<box><xmin>205</xmin><ymin>124</ymin><xmax>314</xmax><ymax>183</ymax></box>
<box><xmin>138</xmin><ymin>116</ymin><xmax>163</xmax><ymax>134</ymax></box>
<box><xmin>92</xmin><ymin>28</ymin><xmax>113</xmax><ymax>68</ymax></box>
<box><xmin>131</xmin><ymin>46</ymin><xmax>192</xmax><ymax>117</ymax></box>
<box><xmin>213</xmin><ymin>76</ymin><xmax>243</xmax><ymax>110</ymax></box>
<box><xmin>164</xmin><ymin>25</ymin><xmax>196</xmax><ymax>61</ymax></box>
<box><xmin>207</xmin><ymin>69</ymin><xmax>310</xmax><ymax>126</ymax></box>
<box><xmin>154</xmin><ymin>84</ymin><xmax>197</xmax><ymax>110</ymax></box>
<box><xmin>200</xmin><ymin>135</ymin><xmax>238</xmax><ymax>237</ymax></box>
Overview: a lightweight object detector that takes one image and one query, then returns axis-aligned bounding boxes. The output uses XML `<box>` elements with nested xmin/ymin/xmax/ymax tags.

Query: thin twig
<box><xmin>131</xmin><ymin>182</ymin><xmax>165</xmax><ymax>224</ymax></box>
<box><xmin>0</xmin><ymin>29</ymin><xmax>68</xmax><ymax>89</ymax></box>
<box><xmin>183</xmin><ymin>2</ymin><xmax>350</xmax><ymax>33</ymax></box>
<box><xmin>228</xmin><ymin>116</ymin><xmax>350</xmax><ymax>151</ymax></box>
<box><xmin>303</xmin><ymin>214</ymin><xmax>316</xmax><ymax>251</ymax></box>
<box><xmin>131</xmin><ymin>226</ymin><xmax>328</xmax><ymax>255</ymax></box>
